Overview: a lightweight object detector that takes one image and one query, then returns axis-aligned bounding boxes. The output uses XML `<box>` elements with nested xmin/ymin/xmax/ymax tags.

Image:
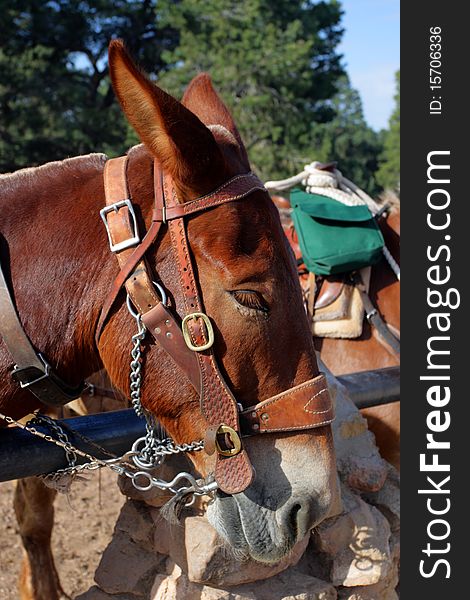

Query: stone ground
<box><xmin>0</xmin><ymin>469</ymin><xmax>125</xmax><ymax>599</ymax></box>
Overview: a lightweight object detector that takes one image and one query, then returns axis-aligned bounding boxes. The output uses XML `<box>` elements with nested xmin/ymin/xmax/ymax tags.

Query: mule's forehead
<box><xmin>189</xmin><ymin>193</ymin><xmax>290</xmax><ymax>284</ymax></box>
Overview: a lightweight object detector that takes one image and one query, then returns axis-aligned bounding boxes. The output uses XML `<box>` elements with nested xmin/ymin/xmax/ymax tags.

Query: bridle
<box><xmin>96</xmin><ymin>156</ymin><xmax>334</xmax><ymax>495</ymax></box>
<box><xmin>0</xmin><ymin>154</ymin><xmax>334</xmax><ymax>497</ymax></box>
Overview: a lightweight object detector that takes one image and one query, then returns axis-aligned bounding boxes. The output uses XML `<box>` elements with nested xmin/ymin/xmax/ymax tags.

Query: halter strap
<box><xmin>98</xmin><ymin>156</ymin><xmax>334</xmax><ymax>495</ymax></box>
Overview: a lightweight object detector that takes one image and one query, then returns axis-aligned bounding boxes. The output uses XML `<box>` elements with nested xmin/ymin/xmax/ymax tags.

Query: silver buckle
<box><xmin>100</xmin><ymin>199</ymin><xmax>140</xmax><ymax>252</ymax></box>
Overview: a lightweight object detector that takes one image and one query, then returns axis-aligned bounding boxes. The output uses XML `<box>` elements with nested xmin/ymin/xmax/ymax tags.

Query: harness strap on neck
<box><xmin>0</xmin><ymin>259</ymin><xmax>85</xmax><ymax>407</ymax></box>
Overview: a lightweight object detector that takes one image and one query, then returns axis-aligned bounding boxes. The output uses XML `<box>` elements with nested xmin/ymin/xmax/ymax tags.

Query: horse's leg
<box><xmin>14</xmin><ymin>477</ymin><xmax>68</xmax><ymax>600</ymax></box>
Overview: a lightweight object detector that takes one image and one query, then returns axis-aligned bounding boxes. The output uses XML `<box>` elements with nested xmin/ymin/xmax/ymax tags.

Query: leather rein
<box><xmin>0</xmin><ymin>155</ymin><xmax>334</xmax><ymax>495</ymax></box>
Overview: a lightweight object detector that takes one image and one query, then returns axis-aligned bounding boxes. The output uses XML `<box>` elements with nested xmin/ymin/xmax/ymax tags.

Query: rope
<box><xmin>265</xmin><ymin>161</ymin><xmax>400</xmax><ymax>280</ymax></box>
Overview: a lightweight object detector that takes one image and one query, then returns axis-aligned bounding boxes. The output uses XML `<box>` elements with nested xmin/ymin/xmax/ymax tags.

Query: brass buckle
<box><xmin>215</xmin><ymin>424</ymin><xmax>242</xmax><ymax>457</ymax></box>
<box><xmin>181</xmin><ymin>312</ymin><xmax>214</xmax><ymax>352</ymax></box>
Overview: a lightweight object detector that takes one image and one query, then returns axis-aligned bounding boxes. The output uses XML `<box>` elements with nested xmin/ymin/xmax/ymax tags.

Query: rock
<box><xmin>94</xmin><ymin>528</ymin><xmax>163</xmax><ymax>596</ymax></box>
<box><xmin>75</xmin><ymin>587</ymin><xmax>137</xmax><ymax>600</ymax></box>
<box><xmin>114</xmin><ymin>499</ymin><xmax>157</xmax><ymax>552</ymax></box>
<box><xmin>184</xmin><ymin>516</ymin><xmax>310</xmax><ymax>586</ymax></box>
<box><xmin>319</xmin><ymin>363</ymin><xmax>388</xmax><ymax>493</ymax></box>
<box><xmin>151</xmin><ymin>562</ymin><xmax>337</xmax><ymax>600</ymax></box>
<box><xmin>313</xmin><ymin>489</ymin><xmax>392</xmax><ymax>587</ymax></box>
<box><xmin>337</xmin><ymin>547</ymin><xmax>399</xmax><ymax>600</ymax></box>
<box><xmin>363</xmin><ymin>466</ymin><xmax>400</xmax><ymax>534</ymax></box>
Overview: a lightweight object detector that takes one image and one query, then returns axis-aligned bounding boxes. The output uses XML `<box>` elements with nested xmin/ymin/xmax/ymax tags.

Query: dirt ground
<box><xmin>0</xmin><ymin>469</ymin><xmax>125</xmax><ymax>599</ymax></box>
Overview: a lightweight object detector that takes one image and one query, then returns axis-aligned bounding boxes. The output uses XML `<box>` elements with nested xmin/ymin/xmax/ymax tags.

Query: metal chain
<box><xmin>28</xmin><ymin>413</ymin><xmax>78</xmax><ymax>468</ymax></box>
<box><xmin>0</xmin><ymin>409</ymin><xmax>216</xmax><ymax>501</ymax></box>
<box><xmin>128</xmin><ymin>302</ymin><xmax>147</xmax><ymax>418</ymax></box>
<box><xmin>0</xmin><ymin>292</ymin><xmax>215</xmax><ymax>503</ymax></box>
<box><xmin>125</xmin><ymin>295</ymin><xmax>205</xmax><ymax>471</ymax></box>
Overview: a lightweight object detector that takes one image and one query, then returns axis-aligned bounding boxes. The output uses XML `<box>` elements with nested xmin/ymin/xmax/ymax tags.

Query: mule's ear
<box><xmin>108</xmin><ymin>40</ymin><xmax>226</xmax><ymax>197</ymax></box>
<box><xmin>182</xmin><ymin>73</ymin><xmax>250</xmax><ymax>168</ymax></box>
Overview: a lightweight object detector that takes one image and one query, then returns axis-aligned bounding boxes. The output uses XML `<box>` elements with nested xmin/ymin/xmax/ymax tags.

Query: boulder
<box><xmin>151</xmin><ymin>562</ymin><xmax>337</xmax><ymax>600</ymax></box>
<box><xmin>313</xmin><ymin>487</ymin><xmax>392</xmax><ymax>587</ymax></box>
<box><xmin>320</xmin><ymin>360</ymin><xmax>388</xmax><ymax>493</ymax></box>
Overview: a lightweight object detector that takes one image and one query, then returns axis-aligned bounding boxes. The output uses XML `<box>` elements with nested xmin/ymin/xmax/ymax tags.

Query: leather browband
<box><xmin>99</xmin><ymin>156</ymin><xmax>335</xmax><ymax>495</ymax></box>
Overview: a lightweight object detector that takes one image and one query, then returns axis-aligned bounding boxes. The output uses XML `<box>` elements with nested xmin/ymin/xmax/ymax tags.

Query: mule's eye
<box><xmin>231</xmin><ymin>290</ymin><xmax>269</xmax><ymax>313</ymax></box>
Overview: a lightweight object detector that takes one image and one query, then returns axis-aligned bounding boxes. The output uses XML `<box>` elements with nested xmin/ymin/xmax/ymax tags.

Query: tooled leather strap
<box><xmin>99</xmin><ymin>158</ymin><xmax>202</xmax><ymax>392</ymax></box>
<box><xmin>164</xmin><ymin>172</ymin><xmax>255</xmax><ymax>495</ymax></box>
<box><xmin>101</xmin><ymin>157</ymin><xmax>161</xmax><ymax>315</ymax></box>
<box><xmin>152</xmin><ymin>172</ymin><xmax>266</xmax><ymax>221</ymax></box>
<box><xmin>239</xmin><ymin>374</ymin><xmax>334</xmax><ymax>435</ymax></box>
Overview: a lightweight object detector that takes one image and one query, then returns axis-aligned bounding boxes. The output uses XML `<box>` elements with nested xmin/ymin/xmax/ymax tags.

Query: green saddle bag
<box><xmin>290</xmin><ymin>189</ymin><xmax>384</xmax><ymax>275</ymax></box>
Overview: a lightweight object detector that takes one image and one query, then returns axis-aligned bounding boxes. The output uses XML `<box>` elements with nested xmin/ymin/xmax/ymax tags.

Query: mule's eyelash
<box><xmin>230</xmin><ymin>290</ymin><xmax>269</xmax><ymax>313</ymax></box>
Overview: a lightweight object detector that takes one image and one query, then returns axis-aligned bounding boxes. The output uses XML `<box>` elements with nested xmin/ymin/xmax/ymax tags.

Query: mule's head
<box><xmin>103</xmin><ymin>41</ymin><xmax>338</xmax><ymax>563</ymax></box>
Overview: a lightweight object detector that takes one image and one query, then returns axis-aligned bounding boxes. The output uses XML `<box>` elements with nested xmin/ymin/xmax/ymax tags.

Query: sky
<box><xmin>338</xmin><ymin>0</ymin><xmax>400</xmax><ymax>131</ymax></box>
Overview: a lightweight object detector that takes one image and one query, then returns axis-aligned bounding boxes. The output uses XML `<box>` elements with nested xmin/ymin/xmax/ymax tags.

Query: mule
<box><xmin>317</xmin><ymin>206</ymin><xmax>400</xmax><ymax>468</ymax></box>
<box><xmin>273</xmin><ymin>194</ymin><xmax>400</xmax><ymax>468</ymax></box>
<box><xmin>0</xmin><ymin>41</ymin><xmax>338</xmax><ymax>599</ymax></box>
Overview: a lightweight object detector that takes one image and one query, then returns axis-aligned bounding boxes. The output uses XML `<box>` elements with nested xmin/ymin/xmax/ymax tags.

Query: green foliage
<box><xmin>159</xmin><ymin>0</ymin><xmax>345</xmax><ymax>180</ymax></box>
<box><xmin>308</xmin><ymin>76</ymin><xmax>384</xmax><ymax>197</ymax></box>
<box><xmin>0</xmin><ymin>0</ymin><xmax>177</xmax><ymax>172</ymax></box>
<box><xmin>376</xmin><ymin>70</ymin><xmax>400</xmax><ymax>193</ymax></box>
<box><xmin>1</xmin><ymin>0</ymin><xmax>388</xmax><ymax>195</ymax></box>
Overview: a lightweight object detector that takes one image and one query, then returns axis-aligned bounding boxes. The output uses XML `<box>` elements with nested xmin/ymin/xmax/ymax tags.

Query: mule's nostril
<box><xmin>289</xmin><ymin>503</ymin><xmax>302</xmax><ymax>536</ymax></box>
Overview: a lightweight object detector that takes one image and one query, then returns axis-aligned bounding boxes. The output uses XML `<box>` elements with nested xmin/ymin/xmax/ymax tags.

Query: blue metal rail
<box><xmin>0</xmin><ymin>367</ymin><xmax>399</xmax><ymax>482</ymax></box>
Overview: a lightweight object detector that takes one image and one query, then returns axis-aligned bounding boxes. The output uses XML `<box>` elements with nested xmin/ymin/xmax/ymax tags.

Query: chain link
<box><xmin>0</xmin><ymin>409</ymin><xmax>217</xmax><ymax>500</ymax></box>
<box><xmin>27</xmin><ymin>413</ymin><xmax>78</xmax><ymax>468</ymax></box>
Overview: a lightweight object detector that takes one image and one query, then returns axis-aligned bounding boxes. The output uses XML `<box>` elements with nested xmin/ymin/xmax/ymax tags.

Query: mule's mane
<box><xmin>0</xmin><ymin>153</ymin><xmax>107</xmax><ymax>196</ymax></box>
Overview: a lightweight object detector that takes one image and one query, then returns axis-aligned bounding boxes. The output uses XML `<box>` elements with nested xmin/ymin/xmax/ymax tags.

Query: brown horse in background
<box><xmin>273</xmin><ymin>195</ymin><xmax>400</xmax><ymax>469</ymax></box>
<box><xmin>1</xmin><ymin>42</ymin><xmax>337</xmax><ymax>599</ymax></box>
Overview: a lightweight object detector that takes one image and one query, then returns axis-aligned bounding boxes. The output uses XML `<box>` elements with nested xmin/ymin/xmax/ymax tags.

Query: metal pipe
<box><xmin>0</xmin><ymin>367</ymin><xmax>399</xmax><ymax>482</ymax></box>
<box><xmin>337</xmin><ymin>366</ymin><xmax>400</xmax><ymax>409</ymax></box>
<box><xmin>0</xmin><ymin>410</ymin><xmax>145</xmax><ymax>482</ymax></box>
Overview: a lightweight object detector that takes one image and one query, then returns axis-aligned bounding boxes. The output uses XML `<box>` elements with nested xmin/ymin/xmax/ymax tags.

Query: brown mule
<box><xmin>1</xmin><ymin>41</ymin><xmax>337</xmax><ymax>599</ymax></box>
<box><xmin>273</xmin><ymin>193</ymin><xmax>400</xmax><ymax>469</ymax></box>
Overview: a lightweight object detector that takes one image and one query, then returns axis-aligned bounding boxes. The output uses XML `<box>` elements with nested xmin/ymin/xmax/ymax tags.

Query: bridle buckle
<box><xmin>182</xmin><ymin>312</ymin><xmax>215</xmax><ymax>352</ymax></box>
<box><xmin>214</xmin><ymin>424</ymin><xmax>242</xmax><ymax>457</ymax></box>
<box><xmin>100</xmin><ymin>199</ymin><xmax>140</xmax><ymax>252</ymax></box>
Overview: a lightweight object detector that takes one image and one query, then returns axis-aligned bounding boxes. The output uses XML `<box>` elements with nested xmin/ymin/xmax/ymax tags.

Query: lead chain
<box><xmin>28</xmin><ymin>413</ymin><xmax>78</xmax><ymax>468</ymax></box>
<box><xmin>0</xmin><ymin>409</ymin><xmax>215</xmax><ymax>501</ymax></box>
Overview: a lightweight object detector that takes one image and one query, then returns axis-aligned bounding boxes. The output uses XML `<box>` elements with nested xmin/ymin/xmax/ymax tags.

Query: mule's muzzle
<box><xmin>202</xmin><ymin>374</ymin><xmax>335</xmax><ymax>494</ymax></box>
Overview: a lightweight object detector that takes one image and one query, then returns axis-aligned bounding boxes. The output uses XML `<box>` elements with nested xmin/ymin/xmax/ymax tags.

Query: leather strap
<box><xmin>354</xmin><ymin>274</ymin><xmax>400</xmax><ymax>357</ymax></box>
<box><xmin>101</xmin><ymin>157</ymin><xmax>162</xmax><ymax>316</ymax></box>
<box><xmin>152</xmin><ymin>172</ymin><xmax>265</xmax><ymax>222</ymax></box>
<box><xmin>0</xmin><ymin>259</ymin><xmax>85</xmax><ymax>406</ymax></box>
<box><xmin>239</xmin><ymin>374</ymin><xmax>334</xmax><ymax>435</ymax></box>
<box><xmin>165</xmin><ymin>171</ymin><xmax>254</xmax><ymax>494</ymax></box>
<box><xmin>99</xmin><ymin>159</ymin><xmax>201</xmax><ymax>393</ymax></box>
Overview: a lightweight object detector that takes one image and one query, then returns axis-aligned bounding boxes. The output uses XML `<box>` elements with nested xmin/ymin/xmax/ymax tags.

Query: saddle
<box><xmin>270</xmin><ymin>163</ymin><xmax>400</xmax><ymax>355</ymax></box>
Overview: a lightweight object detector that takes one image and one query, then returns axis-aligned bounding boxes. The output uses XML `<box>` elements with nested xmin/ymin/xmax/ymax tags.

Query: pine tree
<box><xmin>376</xmin><ymin>70</ymin><xmax>400</xmax><ymax>193</ymax></box>
<box><xmin>0</xmin><ymin>1</ymin><xmax>177</xmax><ymax>172</ymax></box>
<box><xmin>159</xmin><ymin>0</ymin><xmax>345</xmax><ymax>180</ymax></box>
<box><xmin>309</xmin><ymin>76</ymin><xmax>384</xmax><ymax>197</ymax></box>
